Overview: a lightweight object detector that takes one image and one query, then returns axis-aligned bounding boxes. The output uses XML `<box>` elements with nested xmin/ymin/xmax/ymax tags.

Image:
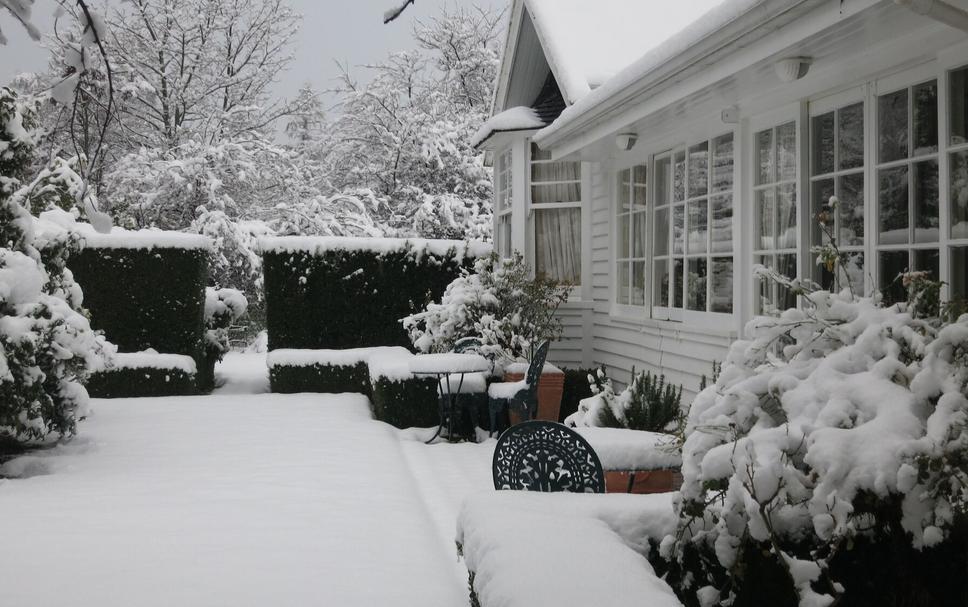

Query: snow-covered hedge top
<box><xmin>457</xmin><ymin>491</ymin><xmax>680</xmax><ymax>607</ymax></box>
<box><xmin>257</xmin><ymin>236</ymin><xmax>491</xmax><ymax>260</ymax></box>
<box><xmin>574</xmin><ymin>427</ymin><xmax>681</xmax><ymax>471</ymax></box>
<box><xmin>267</xmin><ymin>347</ymin><xmax>410</xmax><ymax>369</ymax></box>
<box><xmin>409</xmin><ymin>352</ymin><xmax>492</xmax><ymax>374</ymax></box>
<box><xmin>33</xmin><ymin>209</ymin><xmax>212</xmax><ymax>251</ymax></box>
<box><xmin>109</xmin><ymin>350</ymin><xmax>197</xmax><ymax>374</ymax></box>
<box><xmin>367</xmin><ymin>348</ymin><xmax>419</xmax><ymax>382</ymax></box>
<box><xmin>470</xmin><ymin>106</ymin><xmax>545</xmax><ymax>148</ymax></box>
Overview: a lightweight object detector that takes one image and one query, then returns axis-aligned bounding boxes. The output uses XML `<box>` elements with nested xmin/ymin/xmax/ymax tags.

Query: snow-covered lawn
<box><xmin>0</xmin><ymin>354</ymin><xmax>494</xmax><ymax>606</ymax></box>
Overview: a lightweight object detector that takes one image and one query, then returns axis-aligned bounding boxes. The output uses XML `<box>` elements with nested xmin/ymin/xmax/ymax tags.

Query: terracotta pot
<box><xmin>503</xmin><ymin>369</ymin><xmax>565</xmax><ymax>423</ymax></box>
<box><xmin>604</xmin><ymin>469</ymin><xmax>683</xmax><ymax>494</ymax></box>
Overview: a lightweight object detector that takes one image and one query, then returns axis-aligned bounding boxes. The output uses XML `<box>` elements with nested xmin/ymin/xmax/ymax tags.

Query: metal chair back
<box><xmin>492</xmin><ymin>421</ymin><xmax>605</xmax><ymax>493</ymax></box>
<box><xmin>522</xmin><ymin>340</ymin><xmax>550</xmax><ymax>402</ymax></box>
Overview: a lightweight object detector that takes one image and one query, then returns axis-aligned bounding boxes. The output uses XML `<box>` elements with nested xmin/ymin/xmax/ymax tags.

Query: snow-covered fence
<box><xmin>259</xmin><ymin>237</ymin><xmax>490</xmax><ymax>351</ymax></box>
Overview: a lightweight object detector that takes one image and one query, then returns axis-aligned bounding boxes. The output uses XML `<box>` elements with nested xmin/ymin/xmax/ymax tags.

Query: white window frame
<box><xmin>495</xmin><ymin>146</ymin><xmax>513</xmax><ymax>258</ymax></box>
<box><xmin>527</xmin><ymin>140</ymin><xmax>584</xmax><ymax>289</ymax></box>
<box><xmin>613</xmin><ymin>164</ymin><xmax>649</xmax><ymax>311</ymax></box>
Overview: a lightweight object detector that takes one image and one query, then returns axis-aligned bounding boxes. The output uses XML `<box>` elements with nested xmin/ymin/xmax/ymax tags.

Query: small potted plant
<box><xmin>402</xmin><ymin>252</ymin><xmax>570</xmax><ymax>423</ymax></box>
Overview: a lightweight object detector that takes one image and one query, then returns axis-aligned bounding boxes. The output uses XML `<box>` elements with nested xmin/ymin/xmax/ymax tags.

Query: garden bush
<box><xmin>261</xmin><ymin>237</ymin><xmax>488</xmax><ymax>350</ymax></box>
<box><xmin>369</xmin><ymin>376</ymin><xmax>440</xmax><ymax>429</ymax></box>
<box><xmin>565</xmin><ymin>367</ymin><xmax>684</xmax><ymax>432</ymax></box>
<box><xmin>268</xmin><ymin>359</ymin><xmax>371</xmax><ymax>394</ymax></box>
<box><xmin>558</xmin><ymin>368</ymin><xmax>597</xmax><ymax>423</ymax></box>
<box><xmin>199</xmin><ymin>287</ymin><xmax>248</xmax><ymax>392</ymax></box>
<box><xmin>86</xmin><ymin>355</ymin><xmax>198</xmax><ymax>399</ymax></box>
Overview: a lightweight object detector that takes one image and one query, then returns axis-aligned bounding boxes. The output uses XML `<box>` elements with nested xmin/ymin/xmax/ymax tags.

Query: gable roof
<box><xmin>523</xmin><ymin>0</ymin><xmax>727</xmax><ymax>105</ymax></box>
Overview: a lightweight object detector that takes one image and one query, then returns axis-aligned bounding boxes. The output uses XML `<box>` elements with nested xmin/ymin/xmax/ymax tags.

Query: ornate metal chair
<box><xmin>492</xmin><ymin>420</ymin><xmax>605</xmax><ymax>493</ymax></box>
<box><xmin>487</xmin><ymin>340</ymin><xmax>550</xmax><ymax>437</ymax></box>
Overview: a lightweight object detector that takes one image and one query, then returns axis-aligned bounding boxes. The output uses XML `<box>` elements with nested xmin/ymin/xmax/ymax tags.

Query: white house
<box><xmin>475</xmin><ymin>0</ymin><xmax>968</xmax><ymax>396</ymax></box>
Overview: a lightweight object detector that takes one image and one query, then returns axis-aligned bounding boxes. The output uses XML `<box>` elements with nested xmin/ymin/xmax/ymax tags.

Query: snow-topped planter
<box><xmin>86</xmin><ymin>351</ymin><xmax>198</xmax><ymax>398</ymax></box>
<box><xmin>502</xmin><ymin>361</ymin><xmax>564</xmax><ymax>424</ymax></box>
<box><xmin>457</xmin><ymin>491</ymin><xmax>682</xmax><ymax>607</ymax></box>
<box><xmin>259</xmin><ymin>236</ymin><xmax>489</xmax><ymax>351</ymax></box>
<box><xmin>573</xmin><ymin>427</ymin><xmax>683</xmax><ymax>494</ymax></box>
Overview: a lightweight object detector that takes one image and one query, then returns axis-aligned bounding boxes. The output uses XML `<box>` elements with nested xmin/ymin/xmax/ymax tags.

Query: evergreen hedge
<box><xmin>86</xmin><ymin>367</ymin><xmax>197</xmax><ymax>399</ymax></box>
<box><xmin>269</xmin><ymin>362</ymin><xmax>371</xmax><ymax>395</ymax></box>
<box><xmin>261</xmin><ymin>239</ymin><xmax>485</xmax><ymax>350</ymax></box>
<box><xmin>69</xmin><ymin>246</ymin><xmax>208</xmax><ymax>365</ymax></box>
<box><xmin>370</xmin><ymin>376</ymin><xmax>439</xmax><ymax>429</ymax></box>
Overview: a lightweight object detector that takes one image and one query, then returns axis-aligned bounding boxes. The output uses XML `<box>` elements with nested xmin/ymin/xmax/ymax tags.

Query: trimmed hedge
<box><xmin>262</xmin><ymin>240</ymin><xmax>481</xmax><ymax>350</ymax></box>
<box><xmin>86</xmin><ymin>367</ymin><xmax>197</xmax><ymax>399</ymax></box>
<box><xmin>269</xmin><ymin>362</ymin><xmax>371</xmax><ymax>395</ymax></box>
<box><xmin>69</xmin><ymin>246</ymin><xmax>208</xmax><ymax>367</ymax></box>
<box><xmin>370</xmin><ymin>376</ymin><xmax>439</xmax><ymax>429</ymax></box>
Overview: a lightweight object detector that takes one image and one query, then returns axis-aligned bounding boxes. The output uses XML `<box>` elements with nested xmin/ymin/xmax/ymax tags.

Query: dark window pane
<box><xmin>687</xmin><ymin>258</ymin><xmax>707</xmax><ymax>311</ymax></box>
<box><xmin>756</xmin><ymin>128</ymin><xmax>774</xmax><ymax>185</ymax></box>
<box><xmin>914</xmin><ymin>249</ymin><xmax>939</xmax><ymax>280</ymax></box>
<box><xmin>688</xmin><ymin>142</ymin><xmax>709</xmax><ymax>198</ymax></box>
<box><xmin>654</xmin><ymin>207</ymin><xmax>670</xmax><ymax>256</ymax></box>
<box><xmin>617</xmin><ymin>262</ymin><xmax>630</xmax><ymax>305</ymax></box>
<box><xmin>711</xmin><ymin>194</ymin><xmax>732</xmax><ymax>253</ymax></box>
<box><xmin>672</xmin><ymin>204</ymin><xmax>685</xmax><ymax>255</ymax></box>
<box><xmin>878</xmin><ymin>89</ymin><xmax>908</xmax><ymax>163</ymax></box>
<box><xmin>618</xmin><ymin>169</ymin><xmax>631</xmax><ymax>212</ymax></box>
<box><xmin>777</xmin><ymin>253</ymin><xmax>799</xmax><ymax>310</ymax></box>
<box><xmin>812</xmin><ymin>112</ymin><xmax>835</xmax><ymax>175</ymax></box>
<box><xmin>913</xmin><ymin>80</ymin><xmax>938</xmax><ymax>156</ymax></box>
<box><xmin>777</xmin><ymin>122</ymin><xmax>798</xmax><ymax>182</ymax></box>
<box><xmin>654</xmin><ymin>260</ymin><xmax>669</xmax><ymax>307</ymax></box>
<box><xmin>777</xmin><ymin>184</ymin><xmax>797</xmax><ymax>250</ymax></box>
<box><xmin>655</xmin><ymin>156</ymin><xmax>672</xmax><ymax>205</ymax></box>
<box><xmin>952</xmin><ymin>247</ymin><xmax>968</xmax><ymax>301</ymax></box>
<box><xmin>756</xmin><ymin>188</ymin><xmax>775</xmax><ymax>250</ymax></box>
<box><xmin>950</xmin><ymin>67</ymin><xmax>968</xmax><ymax>146</ymax></box>
<box><xmin>840</xmin><ymin>173</ymin><xmax>865</xmax><ymax>246</ymax></box>
<box><xmin>632</xmin><ymin>261</ymin><xmax>646</xmax><ymax>306</ymax></box>
<box><xmin>673</xmin><ymin>258</ymin><xmax>684</xmax><ymax>308</ymax></box>
<box><xmin>712</xmin><ymin>133</ymin><xmax>734</xmax><ymax>192</ymax></box>
<box><xmin>633</xmin><ymin>213</ymin><xmax>648</xmax><ymax>258</ymax></box>
<box><xmin>951</xmin><ymin>150</ymin><xmax>968</xmax><ymax>239</ymax></box>
<box><xmin>618</xmin><ymin>214</ymin><xmax>630</xmax><ymax>258</ymax></box>
<box><xmin>878</xmin><ymin>166</ymin><xmax>910</xmax><ymax>245</ymax></box>
<box><xmin>914</xmin><ymin>160</ymin><xmax>940</xmax><ymax>244</ymax></box>
<box><xmin>710</xmin><ymin>258</ymin><xmax>733</xmax><ymax>313</ymax></box>
<box><xmin>879</xmin><ymin>250</ymin><xmax>909</xmax><ymax>305</ymax></box>
<box><xmin>839</xmin><ymin>103</ymin><xmax>865</xmax><ymax>170</ymax></box>
<box><xmin>811</xmin><ymin>179</ymin><xmax>835</xmax><ymax>247</ymax></box>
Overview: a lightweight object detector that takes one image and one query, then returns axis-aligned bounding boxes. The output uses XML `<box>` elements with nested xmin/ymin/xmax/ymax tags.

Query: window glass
<box><xmin>754</xmin><ymin>121</ymin><xmax>798</xmax><ymax>313</ymax></box>
<box><xmin>616</xmin><ymin>166</ymin><xmax>648</xmax><ymax>306</ymax></box>
<box><xmin>531</xmin><ymin>142</ymin><xmax>581</xmax><ymax>284</ymax></box>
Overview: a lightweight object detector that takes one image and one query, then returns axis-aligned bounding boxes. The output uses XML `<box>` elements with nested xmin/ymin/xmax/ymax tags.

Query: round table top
<box><xmin>409</xmin><ymin>352</ymin><xmax>491</xmax><ymax>374</ymax></box>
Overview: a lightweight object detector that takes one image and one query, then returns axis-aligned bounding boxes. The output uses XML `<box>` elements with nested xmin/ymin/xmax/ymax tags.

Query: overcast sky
<box><xmin>0</xmin><ymin>0</ymin><xmax>506</xmax><ymax>108</ymax></box>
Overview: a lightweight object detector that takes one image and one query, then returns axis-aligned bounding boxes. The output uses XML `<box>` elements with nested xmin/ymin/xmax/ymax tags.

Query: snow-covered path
<box><xmin>0</xmin><ymin>355</ymin><xmax>494</xmax><ymax>606</ymax></box>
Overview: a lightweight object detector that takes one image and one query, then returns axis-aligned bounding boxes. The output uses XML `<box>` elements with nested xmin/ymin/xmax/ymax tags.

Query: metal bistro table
<box><xmin>409</xmin><ymin>353</ymin><xmax>491</xmax><ymax>444</ymax></box>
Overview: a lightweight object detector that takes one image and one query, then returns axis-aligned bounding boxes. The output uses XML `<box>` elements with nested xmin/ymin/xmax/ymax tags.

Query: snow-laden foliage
<box><xmin>566</xmin><ymin>367</ymin><xmax>683</xmax><ymax>433</ymax></box>
<box><xmin>0</xmin><ymin>87</ymin><xmax>112</xmax><ymax>444</ymax></box>
<box><xmin>204</xmin><ymin>287</ymin><xmax>247</xmax><ymax>358</ymax></box>
<box><xmin>664</xmin><ymin>278</ymin><xmax>968</xmax><ymax>606</ymax></box>
<box><xmin>403</xmin><ymin>252</ymin><xmax>569</xmax><ymax>363</ymax></box>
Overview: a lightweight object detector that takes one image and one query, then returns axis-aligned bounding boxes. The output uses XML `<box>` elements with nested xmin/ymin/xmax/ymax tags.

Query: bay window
<box><xmin>753</xmin><ymin>121</ymin><xmax>799</xmax><ymax>313</ymax></box>
<box><xmin>496</xmin><ymin>148</ymin><xmax>513</xmax><ymax>258</ymax></box>
<box><xmin>530</xmin><ymin>142</ymin><xmax>581</xmax><ymax>285</ymax></box>
<box><xmin>615</xmin><ymin>166</ymin><xmax>648</xmax><ymax>306</ymax></box>
<box><xmin>652</xmin><ymin>133</ymin><xmax>734</xmax><ymax>315</ymax></box>
<box><xmin>810</xmin><ymin>101</ymin><xmax>866</xmax><ymax>294</ymax></box>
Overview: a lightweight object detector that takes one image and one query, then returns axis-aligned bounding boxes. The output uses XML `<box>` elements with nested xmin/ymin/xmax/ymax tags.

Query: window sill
<box><xmin>608</xmin><ymin>309</ymin><xmax>738</xmax><ymax>339</ymax></box>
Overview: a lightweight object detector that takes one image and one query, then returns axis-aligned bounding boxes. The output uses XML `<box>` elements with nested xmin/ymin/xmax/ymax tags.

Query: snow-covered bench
<box><xmin>574</xmin><ymin>427</ymin><xmax>683</xmax><ymax>494</ymax></box>
<box><xmin>456</xmin><ymin>491</ymin><xmax>682</xmax><ymax>607</ymax></box>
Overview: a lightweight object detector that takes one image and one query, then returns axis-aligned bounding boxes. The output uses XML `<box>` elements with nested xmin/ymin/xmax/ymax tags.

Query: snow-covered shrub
<box><xmin>403</xmin><ymin>252</ymin><xmax>569</xmax><ymax>363</ymax></box>
<box><xmin>566</xmin><ymin>367</ymin><xmax>683</xmax><ymax>433</ymax></box>
<box><xmin>261</xmin><ymin>237</ymin><xmax>486</xmax><ymax>350</ymax></box>
<box><xmin>190</xmin><ymin>210</ymin><xmax>266</xmax><ymax>309</ymax></box>
<box><xmin>663</xmin><ymin>276</ymin><xmax>968</xmax><ymax>606</ymax></box>
<box><xmin>0</xmin><ymin>87</ymin><xmax>112</xmax><ymax>445</ymax></box>
<box><xmin>197</xmin><ymin>287</ymin><xmax>248</xmax><ymax>392</ymax></box>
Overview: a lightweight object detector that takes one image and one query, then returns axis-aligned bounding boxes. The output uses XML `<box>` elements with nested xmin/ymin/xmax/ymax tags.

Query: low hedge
<box><xmin>86</xmin><ymin>367</ymin><xmax>197</xmax><ymax>399</ymax></box>
<box><xmin>268</xmin><ymin>362</ymin><xmax>371</xmax><ymax>395</ymax></box>
<box><xmin>69</xmin><ymin>245</ymin><xmax>208</xmax><ymax>364</ymax></box>
<box><xmin>261</xmin><ymin>238</ymin><xmax>487</xmax><ymax>350</ymax></box>
<box><xmin>370</xmin><ymin>376</ymin><xmax>440</xmax><ymax>429</ymax></box>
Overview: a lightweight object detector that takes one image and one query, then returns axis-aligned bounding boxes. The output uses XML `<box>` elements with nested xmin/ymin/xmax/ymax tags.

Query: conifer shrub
<box><xmin>565</xmin><ymin>367</ymin><xmax>684</xmax><ymax>433</ymax></box>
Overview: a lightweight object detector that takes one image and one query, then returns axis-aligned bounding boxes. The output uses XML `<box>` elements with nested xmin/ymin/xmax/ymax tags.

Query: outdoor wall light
<box><xmin>615</xmin><ymin>132</ymin><xmax>638</xmax><ymax>151</ymax></box>
<box><xmin>774</xmin><ymin>57</ymin><xmax>812</xmax><ymax>83</ymax></box>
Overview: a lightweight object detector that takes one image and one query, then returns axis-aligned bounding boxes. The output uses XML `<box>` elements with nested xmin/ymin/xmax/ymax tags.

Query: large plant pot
<box><xmin>503</xmin><ymin>368</ymin><xmax>565</xmax><ymax>424</ymax></box>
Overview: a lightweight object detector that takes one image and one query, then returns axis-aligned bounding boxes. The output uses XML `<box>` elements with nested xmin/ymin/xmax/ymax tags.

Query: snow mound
<box><xmin>409</xmin><ymin>353</ymin><xmax>492</xmax><ymax>374</ymax></box>
<box><xmin>111</xmin><ymin>350</ymin><xmax>197</xmax><ymax>374</ymax></box>
<box><xmin>457</xmin><ymin>491</ymin><xmax>681</xmax><ymax>607</ymax></box>
<box><xmin>470</xmin><ymin>106</ymin><xmax>545</xmax><ymax>148</ymax></box>
<box><xmin>575</xmin><ymin>427</ymin><xmax>682</xmax><ymax>471</ymax></box>
<box><xmin>258</xmin><ymin>236</ymin><xmax>491</xmax><ymax>260</ymax></box>
<box><xmin>34</xmin><ymin>209</ymin><xmax>212</xmax><ymax>251</ymax></box>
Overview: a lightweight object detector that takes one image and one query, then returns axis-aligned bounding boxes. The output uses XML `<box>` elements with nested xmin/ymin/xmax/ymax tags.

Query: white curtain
<box><xmin>535</xmin><ymin>208</ymin><xmax>581</xmax><ymax>284</ymax></box>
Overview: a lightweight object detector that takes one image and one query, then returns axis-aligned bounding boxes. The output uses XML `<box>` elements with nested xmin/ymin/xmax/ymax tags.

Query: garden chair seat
<box><xmin>486</xmin><ymin>340</ymin><xmax>550</xmax><ymax>436</ymax></box>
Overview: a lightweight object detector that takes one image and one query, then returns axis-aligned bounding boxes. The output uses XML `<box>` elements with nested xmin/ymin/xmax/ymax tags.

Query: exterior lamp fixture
<box><xmin>774</xmin><ymin>57</ymin><xmax>812</xmax><ymax>83</ymax></box>
<box><xmin>615</xmin><ymin>132</ymin><xmax>638</xmax><ymax>151</ymax></box>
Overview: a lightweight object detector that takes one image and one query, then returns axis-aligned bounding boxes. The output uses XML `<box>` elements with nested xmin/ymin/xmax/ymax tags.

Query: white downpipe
<box><xmin>895</xmin><ymin>0</ymin><xmax>968</xmax><ymax>33</ymax></box>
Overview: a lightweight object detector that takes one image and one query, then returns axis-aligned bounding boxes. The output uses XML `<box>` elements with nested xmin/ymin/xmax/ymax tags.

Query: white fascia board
<box><xmin>491</xmin><ymin>0</ymin><xmax>527</xmax><ymax>117</ymax></box>
<box><xmin>534</xmin><ymin>0</ymin><xmax>882</xmax><ymax>159</ymax></box>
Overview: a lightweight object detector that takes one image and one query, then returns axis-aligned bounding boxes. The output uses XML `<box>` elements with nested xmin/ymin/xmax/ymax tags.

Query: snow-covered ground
<box><xmin>0</xmin><ymin>354</ymin><xmax>495</xmax><ymax>606</ymax></box>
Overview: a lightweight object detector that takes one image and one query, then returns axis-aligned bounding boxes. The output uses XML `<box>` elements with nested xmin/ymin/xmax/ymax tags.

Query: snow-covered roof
<box><xmin>471</xmin><ymin>106</ymin><xmax>546</xmax><ymax>148</ymax></box>
<box><xmin>525</xmin><ymin>0</ymin><xmax>726</xmax><ymax>105</ymax></box>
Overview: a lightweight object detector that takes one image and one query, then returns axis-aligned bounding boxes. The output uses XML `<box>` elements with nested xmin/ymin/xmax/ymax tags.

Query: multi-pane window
<box><xmin>653</xmin><ymin>133</ymin><xmax>734</xmax><ymax>314</ymax></box>
<box><xmin>615</xmin><ymin>166</ymin><xmax>648</xmax><ymax>305</ymax></box>
<box><xmin>810</xmin><ymin>102</ymin><xmax>866</xmax><ymax>293</ymax></box>
<box><xmin>530</xmin><ymin>142</ymin><xmax>581</xmax><ymax>284</ymax></box>
<box><xmin>496</xmin><ymin>148</ymin><xmax>513</xmax><ymax>258</ymax></box>
<box><xmin>876</xmin><ymin>79</ymin><xmax>940</xmax><ymax>304</ymax></box>
<box><xmin>754</xmin><ymin>121</ymin><xmax>799</xmax><ymax>312</ymax></box>
<box><xmin>949</xmin><ymin>66</ymin><xmax>968</xmax><ymax>302</ymax></box>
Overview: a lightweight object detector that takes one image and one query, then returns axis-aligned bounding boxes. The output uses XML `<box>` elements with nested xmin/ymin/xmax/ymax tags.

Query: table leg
<box><xmin>425</xmin><ymin>373</ymin><xmax>446</xmax><ymax>445</ymax></box>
